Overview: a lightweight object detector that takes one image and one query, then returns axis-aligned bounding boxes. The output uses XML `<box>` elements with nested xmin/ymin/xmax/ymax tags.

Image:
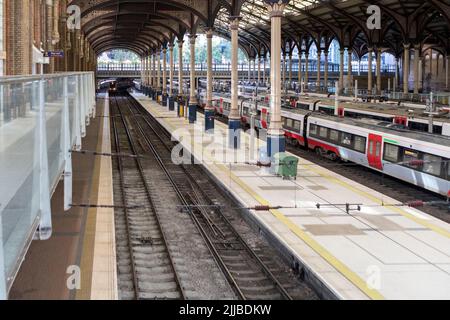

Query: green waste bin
<box><xmin>273</xmin><ymin>153</ymin><xmax>299</xmax><ymax>179</ymax></box>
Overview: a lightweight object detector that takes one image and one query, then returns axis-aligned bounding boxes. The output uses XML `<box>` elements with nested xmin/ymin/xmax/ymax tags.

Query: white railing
<box><xmin>0</xmin><ymin>72</ymin><xmax>96</xmax><ymax>299</ymax></box>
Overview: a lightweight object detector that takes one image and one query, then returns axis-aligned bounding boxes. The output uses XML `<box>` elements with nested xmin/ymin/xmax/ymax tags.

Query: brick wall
<box><xmin>5</xmin><ymin>0</ymin><xmax>32</xmax><ymax>75</ymax></box>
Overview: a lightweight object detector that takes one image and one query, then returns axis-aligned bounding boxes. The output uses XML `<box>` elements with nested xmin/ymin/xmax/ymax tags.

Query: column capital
<box><xmin>367</xmin><ymin>47</ymin><xmax>374</xmax><ymax>53</ymax></box>
<box><xmin>189</xmin><ymin>34</ymin><xmax>197</xmax><ymax>44</ymax></box>
<box><xmin>264</xmin><ymin>1</ymin><xmax>288</xmax><ymax>17</ymax></box>
<box><xmin>205</xmin><ymin>28</ymin><xmax>214</xmax><ymax>38</ymax></box>
<box><xmin>177</xmin><ymin>40</ymin><xmax>184</xmax><ymax>47</ymax></box>
<box><xmin>403</xmin><ymin>43</ymin><xmax>411</xmax><ymax>49</ymax></box>
<box><xmin>229</xmin><ymin>17</ymin><xmax>241</xmax><ymax>30</ymax></box>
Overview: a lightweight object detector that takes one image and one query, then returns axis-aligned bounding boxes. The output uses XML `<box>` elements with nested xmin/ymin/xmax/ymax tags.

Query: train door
<box><xmin>303</xmin><ymin>114</ymin><xmax>311</xmax><ymax>148</ymax></box>
<box><xmin>394</xmin><ymin>116</ymin><xmax>407</xmax><ymax>126</ymax></box>
<box><xmin>261</xmin><ymin>108</ymin><xmax>268</xmax><ymax>129</ymax></box>
<box><xmin>367</xmin><ymin>134</ymin><xmax>383</xmax><ymax>170</ymax></box>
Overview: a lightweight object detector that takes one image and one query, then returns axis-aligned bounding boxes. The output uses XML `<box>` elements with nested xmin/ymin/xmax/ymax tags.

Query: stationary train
<box><xmin>209</xmin><ymin>94</ymin><xmax>450</xmax><ymax>196</ymax></box>
<box><xmin>292</xmin><ymin>97</ymin><xmax>450</xmax><ymax>136</ymax></box>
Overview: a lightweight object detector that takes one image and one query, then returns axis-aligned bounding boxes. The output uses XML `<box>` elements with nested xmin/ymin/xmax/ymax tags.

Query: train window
<box><xmin>422</xmin><ymin>154</ymin><xmax>442</xmax><ymax>177</ymax></box>
<box><xmin>403</xmin><ymin>149</ymin><xmax>421</xmax><ymax>169</ymax></box>
<box><xmin>282</xmin><ymin>117</ymin><xmax>287</xmax><ymax>125</ymax></box>
<box><xmin>310</xmin><ymin>124</ymin><xmax>318</xmax><ymax>135</ymax></box>
<box><xmin>294</xmin><ymin>120</ymin><xmax>301</xmax><ymax>132</ymax></box>
<box><xmin>297</xmin><ymin>103</ymin><xmax>310</xmax><ymax>110</ymax></box>
<box><xmin>447</xmin><ymin>162</ymin><xmax>450</xmax><ymax>181</ymax></box>
<box><xmin>341</xmin><ymin>133</ymin><xmax>352</xmax><ymax>146</ymax></box>
<box><xmin>319</xmin><ymin>126</ymin><xmax>328</xmax><ymax>138</ymax></box>
<box><xmin>375</xmin><ymin>142</ymin><xmax>381</xmax><ymax>157</ymax></box>
<box><xmin>330</xmin><ymin>130</ymin><xmax>339</xmax><ymax>142</ymax></box>
<box><xmin>383</xmin><ymin>143</ymin><xmax>399</xmax><ymax>162</ymax></box>
<box><xmin>286</xmin><ymin>118</ymin><xmax>294</xmax><ymax>128</ymax></box>
<box><xmin>354</xmin><ymin>136</ymin><xmax>366</xmax><ymax>153</ymax></box>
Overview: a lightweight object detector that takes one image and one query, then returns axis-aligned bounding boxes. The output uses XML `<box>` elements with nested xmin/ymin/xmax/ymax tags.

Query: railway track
<box><xmin>122</xmin><ymin>93</ymin><xmax>318</xmax><ymax>300</ymax></box>
<box><xmin>198</xmin><ymin>106</ymin><xmax>450</xmax><ymax>223</ymax></box>
<box><xmin>110</xmin><ymin>95</ymin><xmax>185</xmax><ymax>300</ymax></box>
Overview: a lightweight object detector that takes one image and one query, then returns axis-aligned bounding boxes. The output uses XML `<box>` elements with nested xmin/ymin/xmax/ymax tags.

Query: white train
<box><xmin>293</xmin><ymin>97</ymin><xmax>450</xmax><ymax>137</ymax></box>
<box><xmin>212</xmin><ymin>94</ymin><xmax>450</xmax><ymax>196</ymax></box>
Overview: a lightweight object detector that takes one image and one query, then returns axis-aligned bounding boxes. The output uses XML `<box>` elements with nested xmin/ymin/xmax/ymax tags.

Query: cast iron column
<box><xmin>339</xmin><ymin>49</ymin><xmax>344</xmax><ymax>94</ymax></box>
<box><xmin>162</xmin><ymin>47</ymin><xmax>167</xmax><ymax>104</ymax></box>
<box><xmin>413</xmin><ymin>45</ymin><xmax>420</xmax><ymax>94</ymax></box>
<box><xmin>188</xmin><ymin>34</ymin><xmax>197</xmax><ymax>123</ymax></box>
<box><xmin>368</xmin><ymin>47</ymin><xmax>373</xmax><ymax>95</ymax></box>
<box><xmin>169</xmin><ymin>43</ymin><xmax>175</xmax><ymax>110</ymax></box>
<box><xmin>403</xmin><ymin>43</ymin><xmax>410</xmax><ymax>94</ymax></box>
<box><xmin>205</xmin><ymin>28</ymin><xmax>215</xmax><ymax>131</ymax></box>
<box><xmin>316</xmin><ymin>50</ymin><xmax>321</xmax><ymax>89</ymax></box>
<box><xmin>266</xmin><ymin>0</ymin><xmax>287</xmax><ymax>158</ymax></box>
<box><xmin>229</xmin><ymin>17</ymin><xmax>241</xmax><ymax>149</ymax></box>
<box><xmin>376</xmin><ymin>48</ymin><xmax>382</xmax><ymax>95</ymax></box>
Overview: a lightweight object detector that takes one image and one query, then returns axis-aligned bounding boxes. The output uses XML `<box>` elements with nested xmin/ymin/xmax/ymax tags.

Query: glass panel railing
<box><xmin>0</xmin><ymin>72</ymin><xmax>95</xmax><ymax>299</ymax></box>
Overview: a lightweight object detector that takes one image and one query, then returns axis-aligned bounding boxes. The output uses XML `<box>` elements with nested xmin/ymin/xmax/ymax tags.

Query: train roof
<box><xmin>298</xmin><ymin>96</ymin><xmax>450</xmax><ymax>124</ymax></box>
<box><xmin>284</xmin><ymin>107</ymin><xmax>450</xmax><ymax>146</ymax></box>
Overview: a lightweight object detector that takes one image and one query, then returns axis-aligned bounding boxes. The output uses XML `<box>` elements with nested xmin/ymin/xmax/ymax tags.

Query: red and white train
<box><xmin>211</xmin><ymin>94</ymin><xmax>450</xmax><ymax>196</ymax></box>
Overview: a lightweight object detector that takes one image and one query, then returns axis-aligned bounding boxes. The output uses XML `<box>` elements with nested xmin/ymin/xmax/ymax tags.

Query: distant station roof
<box><xmin>72</xmin><ymin>0</ymin><xmax>450</xmax><ymax>58</ymax></box>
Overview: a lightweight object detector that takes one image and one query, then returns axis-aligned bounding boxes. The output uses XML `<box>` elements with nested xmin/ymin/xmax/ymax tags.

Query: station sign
<box><xmin>45</xmin><ymin>51</ymin><xmax>65</xmax><ymax>58</ymax></box>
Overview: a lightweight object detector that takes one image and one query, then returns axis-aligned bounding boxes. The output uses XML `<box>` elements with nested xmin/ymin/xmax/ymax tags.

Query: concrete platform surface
<box><xmin>9</xmin><ymin>94</ymin><xmax>117</xmax><ymax>300</ymax></box>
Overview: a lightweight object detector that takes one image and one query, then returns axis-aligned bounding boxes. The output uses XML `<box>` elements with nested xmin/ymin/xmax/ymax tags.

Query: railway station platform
<box><xmin>7</xmin><ymin>92</ymin><xmax>117</xmax><ymax>300</ymax></box>
<box><xmin>131</xmin><ymin>91</ymin><xmax>450</xmax><ymax>300</ymax></box>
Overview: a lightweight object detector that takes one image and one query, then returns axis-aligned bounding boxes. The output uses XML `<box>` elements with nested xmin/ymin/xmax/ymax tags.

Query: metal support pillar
<box><xmin>324</xmin><ymin>51</ymin><xmax>329</xmax><ymax>91</ymax></box>
<box><xmin>316</xmin><ymin>50</ymin><xmax>321</xmax><ymax>89</ymax></box>
<box><xmin>414</xmin><ymin>45</ymin><xmax>420</xmax><ymax>94</ymax></box>
<box><xmin>347</xmin><ymin>49</ymin><xmax>353</xmax><ymax>90</ymax></box>
<box><xmin>403</xmin><ymin>43</ymin><xmax>410</xmax><ymax>94</ymax></box>
<box><xmin>266</xmin><ymin>1</ymin><xmax>286</xmax><ymax>158</ymax></box>
<box><xmin>169</xmin><ymin>44</ymin><xmax>175</xmax><ymax>111</ymax></box>
<box><xmin>368</xmin><ymin>47</ymin><xmax>373</xmax><ymax>95</ymax></box>
<box><xmin>188</xmin><ymin>35</ymin><xmax>197</xmax><ymax>123</ymax></box>
<box><xmin>162</xmin><ymin>47</ymin><xmax>168</xmax><ymax>105</ymax></box>
<box><xmin>205</xmin><ymin>29</ymin><xmax>215</xmax><ymax>131</ymax></box>
<box><xmin>229</xmin><ymin>17</ymin><xmax>241</xmax><ymax>149</ymax></box>
<box><xmin>304</xmin><ymin>53</ymin><xmax>309</xmax><ymax>89</ymax></box>
<box><xmin>376</xmin><ymin>48</ymin><xmax>382</xmax><ymax>95</ymax></box>
<box><xmin>339</xmin><ymin>49</ymin><xmax>345</xmax><ymax>94</ymax></box>
<box><xmin>298</xmin><ymin>52</ymin><xmax>302</xmax><ymax>92</ymax></box>
<box><xmin>177</xmin><ymin>40</ymin><xmax>184</xmax><ymax>117</ymax></box>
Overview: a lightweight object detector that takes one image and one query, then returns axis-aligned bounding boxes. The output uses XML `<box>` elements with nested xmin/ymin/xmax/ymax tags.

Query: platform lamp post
<box><xmin>265</xmin><ymin>0</ymin><xmax>288</xmax><ymax>158</ymax></box>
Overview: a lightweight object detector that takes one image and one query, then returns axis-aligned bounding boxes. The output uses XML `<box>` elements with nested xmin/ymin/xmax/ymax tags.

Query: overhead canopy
<box><xmin>71</xmin><ymin>0</ymin><xmax>450</xmax><ymax>58</ymax></box>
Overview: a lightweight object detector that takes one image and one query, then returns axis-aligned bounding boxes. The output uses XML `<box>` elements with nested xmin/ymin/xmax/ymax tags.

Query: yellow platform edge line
<box><xmin>215</xmin><ymin>162</ymin><xmax>385</xmax><ymax>300</ymax></box>
<box><xmin>143</xmin><ymin>102</ymin><xmax>384</xmax><ymax>300</ymax></box>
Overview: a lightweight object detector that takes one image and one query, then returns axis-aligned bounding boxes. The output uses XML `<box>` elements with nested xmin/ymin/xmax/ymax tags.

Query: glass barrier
<box><xmin>0</xmin><ymin>72</ymin><xmax>95</xmax><ymax>299</ymax></box>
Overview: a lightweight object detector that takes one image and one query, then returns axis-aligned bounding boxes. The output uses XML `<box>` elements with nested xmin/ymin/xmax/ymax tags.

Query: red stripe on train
<box><xmin>307</xmin><ymin>138</ymin><xmax>340</xmax><ymax>156</ymax></box>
